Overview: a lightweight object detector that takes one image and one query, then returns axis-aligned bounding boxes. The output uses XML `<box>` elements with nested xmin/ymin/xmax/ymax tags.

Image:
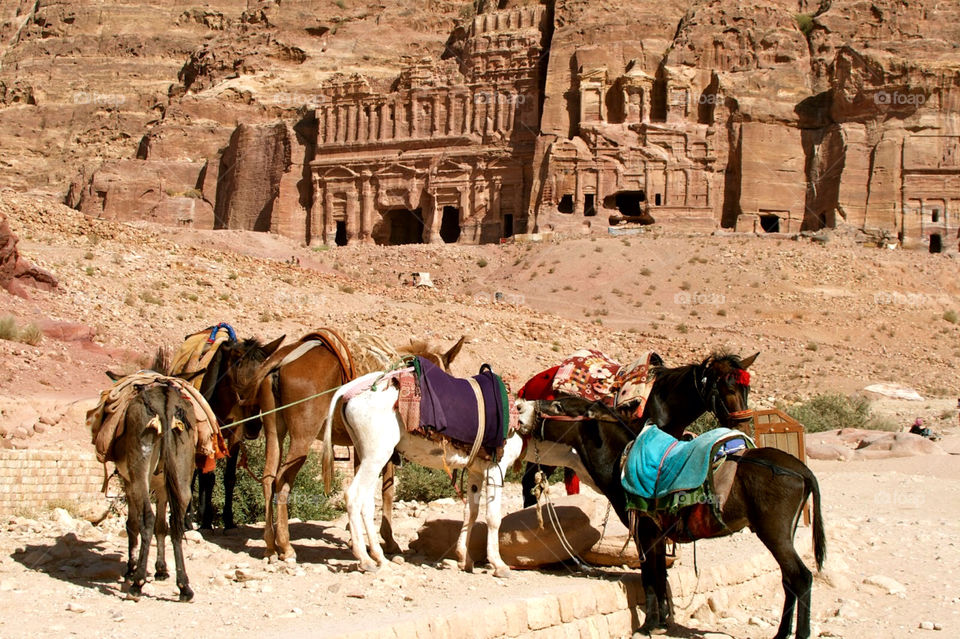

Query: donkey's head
<box><xmin>402</xmin><ymin>335</ymin><xmax>466</xmax><ymax>372</ymax></box>
<box><xmin>211</xmin><ymin>335</ymin><xmax>284</xmax><ymax>438</ymax></box>
<box><xmin>697</xmin><ymin>351</ymin><xmax>757</xmax><ymax>428</ymax></box>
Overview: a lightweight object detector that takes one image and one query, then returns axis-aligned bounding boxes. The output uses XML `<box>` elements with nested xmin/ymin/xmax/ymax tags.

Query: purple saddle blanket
<box><xmin>415</xmin><ymin>357</ymin><xmax>510</xmax><ymax>454</ymax></box>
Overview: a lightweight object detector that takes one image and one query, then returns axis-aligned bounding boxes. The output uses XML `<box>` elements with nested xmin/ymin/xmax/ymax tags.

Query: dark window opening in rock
<box><xmin>584</xmin><ymin>194</ymin><xmax>596</xmax><ymax>217</ymax></box>
<box><xmin>558</xmin><ymin>194</ymin><xmax>574</xmax><ymax>214</ymax></box>
<box><xmin>604</xmin><ymin>191</ymin><xmax>646</xmax><ymax>216</ymax></box>
<box><xmin>930</xmin><ymin>233</ymin><xmax>942</xmax><ymax>253</ymax></box>
<box><xmin>335</xmin><ymin>221</ymin><xmax>347</xmax><ymax>246</ymax></box>
<box><xmin>760</xmin><ymin>214</ymin><xmax>780</xmax><ymax>233</ymax></box>
<box><xmin>440</xmin><ymin>206</ymin><xmax>461</xmax><ymax>243</ymax></box>
<box><xmin>654</xmin><ymin>193</ymin><xmax>662</xmax><ymax>206</ymax></box>
<box><xmin>932</xmin><ymin>209</ymin><xmax>940</xmax><ymax>223</ymax></box>
<box><xmin>651</xmin><ymin>65</ymin><xmax>667</xmax><ymax>122</ymax></box>
<box><xmin>382</xmin><ymin>208</ymin><xmax>424</xmax><ymax>245</ymax></box>
<box><xmin>503</xmin><ymin>213</ymin><xmax>514</xmax><ymax>238</ymax></box>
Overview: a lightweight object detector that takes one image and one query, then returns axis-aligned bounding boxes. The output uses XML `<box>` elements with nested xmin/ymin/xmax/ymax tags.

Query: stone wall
<box><xmin>0</xmin><ymin>450</ymin><xmax>104</xmax><ymax>514</ymax></box>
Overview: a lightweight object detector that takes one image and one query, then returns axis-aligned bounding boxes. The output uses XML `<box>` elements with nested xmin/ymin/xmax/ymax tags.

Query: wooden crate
<box><xmin>744</xmin><ymin>409</ymin><xmax>811</xmax><ymax>525</ymax></box>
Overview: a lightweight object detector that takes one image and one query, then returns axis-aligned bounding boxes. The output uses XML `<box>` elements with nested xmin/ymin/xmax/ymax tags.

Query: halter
<box><xmin>695</xmin><ymin>363</ymin><xmax>753</xmax><ymax>425</ymax></box>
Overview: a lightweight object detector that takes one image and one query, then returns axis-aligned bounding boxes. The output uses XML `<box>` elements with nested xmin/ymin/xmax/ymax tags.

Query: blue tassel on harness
<box><xmin>208</xmin><ymin>322</ymin><xmax>237</xmax><ymax>343</ymax></box>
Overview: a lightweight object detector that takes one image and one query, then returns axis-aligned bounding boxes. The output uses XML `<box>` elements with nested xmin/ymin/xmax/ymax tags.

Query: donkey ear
<box><xmin>263</xmin><ymin>335</ymin><xmax>285</xmax><ymax>357</ymax></box>
<box><xmin>649</xmin><ymin>351</ymin><xmax>664</xmax><ymax>367</ymax></box>
<box><xmin>443</xmin><ymin>335</ymin><xmax>466</xmax><ymax>368</ymax></box>
<box><xmin>740</xmin><ymin>352</ymin><xmax>760</xmax><ymax>369</ymax></box>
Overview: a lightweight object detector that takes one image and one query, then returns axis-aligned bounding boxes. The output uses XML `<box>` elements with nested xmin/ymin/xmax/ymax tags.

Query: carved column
<box><xmin>360</xmin><ymin>173</ymin><xmax>375</xmax><ymax>244</ymax></box>
<box><xmin>423</xmin><ymin>194</ymin><xmax>442</xmax><ymax>244</ymax></box>
<box><xmin>323</xmin><ymin>186</ymin><xmax>334</xmax><ymax>245</ymax></box>
<box><xmin>431</xmin><ymin>95</ymin><xmax>440</xmax><ymax>137</ymax></box>
<box><xmin>345</xmin><ymin>187</ymin><xmax>359</xmax><ymax>243</ymax></box>
<box><xmin>464</xmin><ymin>93</ymin><xmax>474</xmax><ymax>135</ymax></box>
<box><xmin>309</xmin><ymin>175</ymin><xmax>323</xmax><ymax>244</ymax></box>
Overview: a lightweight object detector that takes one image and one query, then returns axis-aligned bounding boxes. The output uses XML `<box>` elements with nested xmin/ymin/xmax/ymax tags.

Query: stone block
<box><xmin>503</xmin><ymin>600</ymin><xmax>529</xmax><ymax>637</ymax></box>
<box><xmin>526</xmin><ymin>595</ymin><xmax>561</xmax><ymax>631</ymax></box>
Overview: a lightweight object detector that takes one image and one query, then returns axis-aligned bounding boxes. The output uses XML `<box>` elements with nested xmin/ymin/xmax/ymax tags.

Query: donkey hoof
<box><xmin>179</xmin><ymin>586</ymin><xmax>194</xmax><ymax>602</ymax></box>
<box><xmin>265</xmin><ymin>554</ymin><xmax>278</xmax><ymax>564</ymax></box>
<box><xmin>359</xmin><ymin>560</ymin><xmax>380</xmax><ymax>573</ymax></box>
<box><xmin>154</xmin><ymin>569</ymin><xmax>169</xmax><ymax>581</ymax></box>
<box><xmin>493</xmin><ymin>565</ymin><xmax>512</xmax><ymax>579</ymax></box>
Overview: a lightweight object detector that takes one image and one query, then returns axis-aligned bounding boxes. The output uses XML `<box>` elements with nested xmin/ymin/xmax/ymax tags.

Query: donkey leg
<box><xmin>379</xmin><ymin>461</ymin><xmax>402</xmax><ymax>555</ymax></box>
<box><xmin>754</xmin><ymin>517</ymin><xmax>812</xmax><ymax>639</ymax></box>
<box><xmin>124</xmin><ymin>498</ymin><xmax>142</xmax><ymax>581</ymax></box>
<box><xmin>129</xmin><ymin>497</ymin><xmax>156</xmax><ymax>599</ymax></box>
<box><xmin>153</xmin><ymin>488</ymin><xmax>170</xmax><ymax>581</ymax></box>
<box><xmin>274</xmin><ymin>436</ymin><xmax>311</xmax><ymax>562</ymax></box>
<box><xmin>169</xmin><ymin>469</ymin><xmax>194</xmax><ymax>602</ymax></box>
<box><xmin>196</xmin><ymin>469</ymin><xmax>215</xmax><ymax>530</ymax></box>
<box><xmin>457</xmin><ymin>469</ymin><xmax>483</xmax><ymax>573</ymax></box>
<box><xmin>345</xmin><ymin>457</ymin><xmax>386</xmax><ymax>572</ymax></box>
<box><xmin>653</xmin><ymin>542</ymin><xmax>672</xmax><ymax>632</ymax></box>
<box><xmin>635</xmin><ymin>527</ymin><xmax>661</xmax><ymax>634</ymax></box>
<box><xmin>482</xmin><ymin>468</ymin><xmax>511</xmax><ymax>579</ymax></box>
<box><xmin>261</xmin><ymin>423</ymin><xmax>282</xmax><ymax>562</ymax></box>
<box><xmin>222</xmin><ymin>450</ymin><xmax>239</xmax><ymax>529</ymax></box>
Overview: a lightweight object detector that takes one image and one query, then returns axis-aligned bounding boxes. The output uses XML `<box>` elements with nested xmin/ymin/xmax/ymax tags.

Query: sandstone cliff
<box><xmin>1</xmin><ymin>0</ymin><xmax>958</xmax><ymax>251</ymax></box>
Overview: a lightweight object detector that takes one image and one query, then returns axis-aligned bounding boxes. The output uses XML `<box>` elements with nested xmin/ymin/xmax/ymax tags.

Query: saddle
<box><xmin>170</xmin><ymin>323</ymin><xmax>237</xmax><ymax>389</ymax></box>
<box><xmin>622</xmin><ymin>425</ymin><xmax>753</xmax><ymax>542</ymax></box>
<box><xmin>244</xmin><ymin>329</ymin><xmax>354</xmax><ymax>405</ymax></box>
<box><xmin>394</xmin><ymin>357</ymin><xmax>518</xmax><ymax>462</ymax></box>
<box><xmin>533</xmin><ymin>349</ymin><xmax>658</xmax><ymax>417</ymax></box>
<box><xmin>87</xmin><ymin>372</ymin><xmax>227</xmax><ymax>471</ymax></box>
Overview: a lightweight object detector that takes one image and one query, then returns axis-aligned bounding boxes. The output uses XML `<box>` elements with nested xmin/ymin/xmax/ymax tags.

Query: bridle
<box><xmin>694</xmin><ymin>363</ymin><xmax>753</xmax><ymax>426</ymax></box>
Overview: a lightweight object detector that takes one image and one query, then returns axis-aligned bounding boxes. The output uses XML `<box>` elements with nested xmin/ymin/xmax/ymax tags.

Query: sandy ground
<box><xmin>2</xmin><ymin>191</ymin><xmax>960</xmax><ymax>637</ymax></box>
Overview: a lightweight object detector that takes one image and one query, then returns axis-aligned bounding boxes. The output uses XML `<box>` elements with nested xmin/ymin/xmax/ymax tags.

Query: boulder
<box><xmin>0</xmin><ymin>211</ymin><xmax>58</xmax><ymax>297</ymax></box>
<box><xmin>408</xmin><ymin>495</ymin><xmax>602</xmax><ymax>568</ymax></box>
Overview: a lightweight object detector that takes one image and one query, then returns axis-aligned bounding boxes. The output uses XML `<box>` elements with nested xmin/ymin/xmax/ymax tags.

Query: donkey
<box><xmin>107</xmin><ymin>355</ymin><xmax>200</xmax><ymax>602</ymax></box>
<box><xmin>229</xmin><ymin>331</ymin><xmax>465</xmax><ymax>562</ymax></box>
<box><xmin>324</xmin><ymin>363</ymin><xmax>522</xmax><ymax>578</ymax></box>
<box><xmin>516</xmin><ymin>398</ymin><xmax>826</xmax><ymax>638</ymax></box>
<box><xmin>520</xmin><ymin>352</ymin><xmax>758</xmax><ymax>505</ymax></box>
<box><xmin>174</xmin><ymin>333</ymin><xmax>285</xmax><ymax>529</ymax></box>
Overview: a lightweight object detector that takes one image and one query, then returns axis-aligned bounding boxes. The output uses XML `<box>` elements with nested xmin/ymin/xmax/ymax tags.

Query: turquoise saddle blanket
<box><xmin>621</xmin><ymin>425</ymin><xmax>752</xmax><ymax>499</ymax></box>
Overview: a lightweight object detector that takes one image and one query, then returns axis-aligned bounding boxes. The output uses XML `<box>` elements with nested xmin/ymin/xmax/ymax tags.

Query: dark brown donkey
<box><xmin>516</xmin><ymin>387</ymin><xmax>826</xmax><ymax>639</ymax></box>
<box><xmin>171</xmin><ymin>328</ymin><xmax>285</xmax><ymax>529</ymax></box>
<box><xmin>230</xmin><ymin>330</ymin><xmax>465</xmax><ymax>562</ymax></box>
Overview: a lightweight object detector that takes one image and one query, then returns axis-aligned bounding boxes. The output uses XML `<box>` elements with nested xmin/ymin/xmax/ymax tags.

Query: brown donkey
<box><xmin>231</xmin><ymin>330</ymin><xmax>465</xmax><ymax>561</ymax></box>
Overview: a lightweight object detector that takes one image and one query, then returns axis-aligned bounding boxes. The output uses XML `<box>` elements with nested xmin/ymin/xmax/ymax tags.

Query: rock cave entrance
<box><xmin>584</xmin><ymin>194</ymin><xmax>596</xmax><ymax>217</ymax></box>
<box><xmin>557</xmin><ymin>194</ymin><xmax>574</xmax><ymax>214</ymax></box>
<box><xmin>503</xmin><ymin>213</ymin><xmax>514</xmax><ymax>238</ymax></box>
<box><xmin>335</xmin><ymin>221</ymin><xmax>347</xmax><ymax>246</ymax></box>
<box><xmin>382</xmin><ymin>208</ymin><xmax>425</xmax><ymax>245</ymax></box>
<box><xmin>760</xmin><ymin>214</ymin><xmax>780</xmax><ymax>233</ymax></box>
<box><xmin>929</xmin><ymin>233</ymin><xmax>942</xmax><ymax>253</ymax></box>
<box><xmin>440</xmin><ymin>206</ymin><xmax>461</xmax><ymax>243</ymax></box>
<box><xmin>604</xmin><ymin>191</ymin><xmax>646</xmax><ymax>217</ymax></box>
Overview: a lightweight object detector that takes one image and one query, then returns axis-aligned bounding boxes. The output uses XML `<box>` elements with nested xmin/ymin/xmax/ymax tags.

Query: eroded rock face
<box><xmin>0</xmin><ymin>212</ymin><xmax>57</xmax><ymax>297</ymax></box>
<box><xmin>2</xmin><ymin>0</ymin><xmax>958</xmax><ymax>250</ymax></box>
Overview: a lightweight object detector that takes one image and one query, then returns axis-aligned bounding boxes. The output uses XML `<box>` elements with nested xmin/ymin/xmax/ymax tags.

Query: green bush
<box><xmin>207</xmin><ymin>439</ymin><xmax>343</xmax><ymax>526</ymax></box>
<box><xmin>396</xmin><ymin>461</ymin><xmax>457</xmax><ymax>502</ymax></box>
<box><xmin>0</xmin><ymin>315</ymin><xmax>43</xmax><ymax>345</ymax></box>
<box><xmin>782</xmin><ymin>393</ymin><xmax>896</xmax><ymax>433</ymax></box>
<box><xmin>795</xmin><ymin>13</ymin><xmax>815</xmax><ymax>36</ymax></box>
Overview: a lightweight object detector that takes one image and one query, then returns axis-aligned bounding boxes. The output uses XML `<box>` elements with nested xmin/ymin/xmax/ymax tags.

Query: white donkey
<box><xmin>323</xmin><ymin>371</ymin><xmax>524</xmax><ymax>577</ymax></box>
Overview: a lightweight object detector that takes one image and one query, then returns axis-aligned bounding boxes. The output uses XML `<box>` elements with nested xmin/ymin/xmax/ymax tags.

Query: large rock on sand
<box><xmin>409</xmin><ymin>495</ymin><xmax>602</xmax><ymax>568</ymax></box>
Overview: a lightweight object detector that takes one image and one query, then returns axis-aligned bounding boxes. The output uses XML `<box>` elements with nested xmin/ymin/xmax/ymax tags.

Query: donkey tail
<box><xmin>163</xmin><ymin>384</ymin><xmax>190</xmax><ymax>539</ymax></box>
<box><xmin>322</xmin><ymin>372</ymin><xmax>384</xmax><ymax>493</ymax></box>
<box><xmin>803</xmin><ymin>465</ymin><xmax>827</xmax><ymax>572</ymax></box>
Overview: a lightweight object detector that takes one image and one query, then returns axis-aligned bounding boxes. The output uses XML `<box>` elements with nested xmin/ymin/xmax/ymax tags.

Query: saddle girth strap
<box><xmin>464</xmin><ymin>378</ymin><xmax>486</xmax><ymax>468</ymax></box>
